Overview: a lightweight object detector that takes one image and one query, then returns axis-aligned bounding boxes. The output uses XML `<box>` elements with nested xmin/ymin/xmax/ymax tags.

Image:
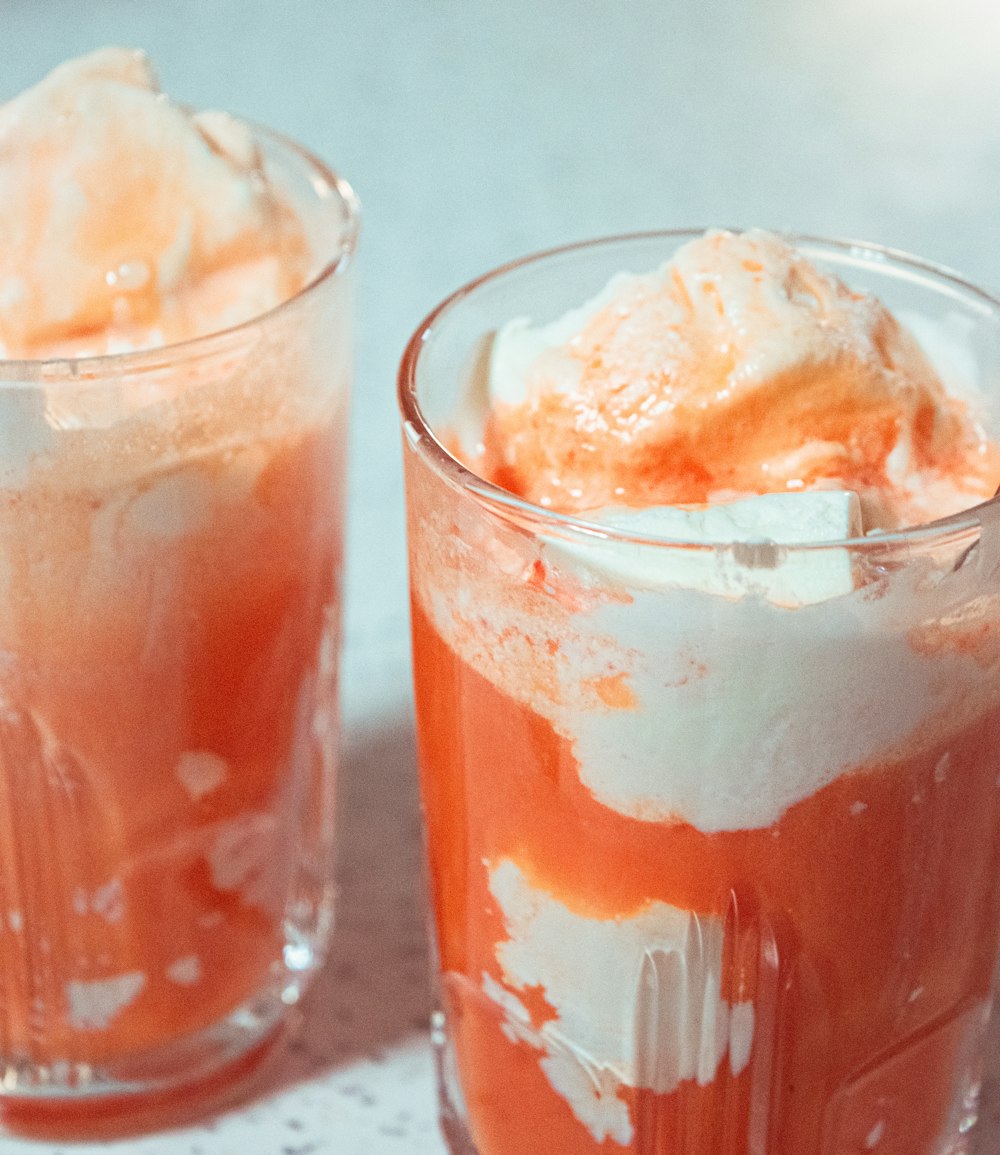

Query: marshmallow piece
<box><xmin>546</xmin><ymin>490</ymin><xmax>862</xmax><ymax>606</ymax></box>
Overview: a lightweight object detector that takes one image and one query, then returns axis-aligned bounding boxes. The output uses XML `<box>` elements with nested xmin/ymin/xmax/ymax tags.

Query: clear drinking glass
<box><xmin>0</xmin><ymin>129</ymin><xmax>357</xmax><ymax>1137</ymax></box>
<box><xmin>399</xmin><ymin>232</ymin><xmax>1000</xmax><ymax>1155</ymax></box>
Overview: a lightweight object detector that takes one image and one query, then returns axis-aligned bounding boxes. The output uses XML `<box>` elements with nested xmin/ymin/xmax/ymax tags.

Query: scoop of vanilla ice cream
<box><xmin>481</xmin><ymin>229</ymin><xmax>997</xmax><ymax>531</ymax></box>
<box><xmin>0</xmin><ymin>48</ymin><xmax>308</xmax><ymax>357</ymax></box>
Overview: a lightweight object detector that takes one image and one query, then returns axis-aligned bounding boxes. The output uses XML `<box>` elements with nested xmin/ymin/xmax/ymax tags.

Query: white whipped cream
<box><xmin>479</xmin><ymin>229</ymin><xmax>996</xmax><ymax>532</ymax></box>
<box><xmin>417</xmin><ymin>499</ymin><xmax>1000</xmax><ymax>832</ymax></box>
<box><xmin>487</xmin><ymin>231</ymin><xmax>932</xmax><ymax>419</ymax></box>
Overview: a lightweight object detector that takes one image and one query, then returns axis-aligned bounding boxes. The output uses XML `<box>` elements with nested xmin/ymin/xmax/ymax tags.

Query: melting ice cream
<box><xmin>0</xmin><ymin>47</ymin><xmax>309</xmax><ymax>358</ymax></box>
<box><xmin>476</xmin><ymin>229</ymin><xmax>997</xmax><ymax>532</ymax></box>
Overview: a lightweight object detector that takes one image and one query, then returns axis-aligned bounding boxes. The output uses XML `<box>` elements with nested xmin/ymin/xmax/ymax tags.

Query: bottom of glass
<box><xmin>0</xmin><ymin>959</ymin><xmax>315</xmax><ymax>1140</ymax></box>
<box><xmin>430</xmin><ymin>1004</ymin><xmax>997</xmax><ymax>1155</ymax></box>
<box><xmin>433</xmin><ymin>1010</ymin><xmax>480</xmax><ymax>1155</ymax></box>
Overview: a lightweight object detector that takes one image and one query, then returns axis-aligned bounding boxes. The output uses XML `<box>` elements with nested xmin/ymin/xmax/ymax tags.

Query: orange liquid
<box><xmin>0</xmin><ymin>416</ymin><xmax>343</xmax><ymax>1095</ymax></box>
<box><xmin>412</xmin><ymin>598</ymin><xmax>1000</xmax><ymax>1154</ymax></box>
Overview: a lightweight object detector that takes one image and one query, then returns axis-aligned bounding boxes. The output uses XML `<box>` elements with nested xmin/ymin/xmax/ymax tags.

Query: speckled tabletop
<box><xmin>2</xmin><ymin>1</ymin><xmax>1000</xmax><ymax>1152</ymax></box>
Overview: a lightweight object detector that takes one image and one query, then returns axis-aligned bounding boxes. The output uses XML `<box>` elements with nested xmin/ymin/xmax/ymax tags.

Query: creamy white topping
<box><xmin>479</xmin><ymin>229</ymin><xmax>995</xmax><ymax>530</ymax></box>
<box><xmin>414</xmin><ymin>466</ymin><xmax>1000</xmax><ymax>832</ymax></box>
<box><xmin>489</xmin><ymin>268</ymin><xmax>664</xmax><ymax>409</ymax></box>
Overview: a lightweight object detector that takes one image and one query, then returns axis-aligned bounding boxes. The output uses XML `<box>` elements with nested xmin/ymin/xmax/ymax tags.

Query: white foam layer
<box><xmin>562</xmin><ymin>581</ymin><xmax>943</xmax><ymax>829</ymax></box>
<box><xmin>413</xmin><ymin>491</ymin><xmax>1000</xmax><ymax>832</ymax></box>
<box><xmin>485</xmin><ymin>859</ymin><xmax>753</xmax><ymax>1143</ymax></box>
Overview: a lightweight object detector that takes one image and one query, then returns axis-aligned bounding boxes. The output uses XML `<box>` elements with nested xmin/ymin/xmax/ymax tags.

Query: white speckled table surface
<box><xmin>2</xmin><ymin>1</ymin><xmax>1000</xmax><ymax>1151</ymax></box>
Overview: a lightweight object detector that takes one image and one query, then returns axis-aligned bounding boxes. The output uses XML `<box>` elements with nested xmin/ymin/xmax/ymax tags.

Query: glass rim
<box><xmin>398</xmin><ymin>227</ymin><xmax>1000</xmax><ymax>554</ymax></box>
<box><xmin>0</xmin><ymin>122</ymin><xmax>361</xmax><ymax>382</ymax></box>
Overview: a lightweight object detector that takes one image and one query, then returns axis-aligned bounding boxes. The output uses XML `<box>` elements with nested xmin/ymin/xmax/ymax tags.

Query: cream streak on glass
<box><xmin>486</xmin><ymin>859</ymin><xmax>754</xmax><ymax>1145</ymax></box>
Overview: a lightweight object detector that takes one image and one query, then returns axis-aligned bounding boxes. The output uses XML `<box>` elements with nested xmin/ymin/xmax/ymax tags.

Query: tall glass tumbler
<box><xmin>0</xmin><ymin>131</ymin><xmax>357</xmax><ymax>1135</ymax></box>
<box><xmin>399</xmin><ymin>233</ymin><xmax>1000</xmax><ymax>1155</ymax></box>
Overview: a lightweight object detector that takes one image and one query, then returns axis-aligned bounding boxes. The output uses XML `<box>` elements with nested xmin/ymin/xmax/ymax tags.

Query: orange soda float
<box><xmin>0</xmin><ymin>49</ymin><xmax>356</xmax><ymax>1128</ymax></box>
<box><xmin>401</xmin><ymin>230</ymin><xmax>1000</xmax><ymax>1154</ymax></box>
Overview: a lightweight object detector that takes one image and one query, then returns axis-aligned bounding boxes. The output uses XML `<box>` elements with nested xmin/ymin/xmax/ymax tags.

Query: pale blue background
<box><xmin>1</xmin><ymin>2</ymin><xmax>998</xmax><ymax>1151</ymax></box>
